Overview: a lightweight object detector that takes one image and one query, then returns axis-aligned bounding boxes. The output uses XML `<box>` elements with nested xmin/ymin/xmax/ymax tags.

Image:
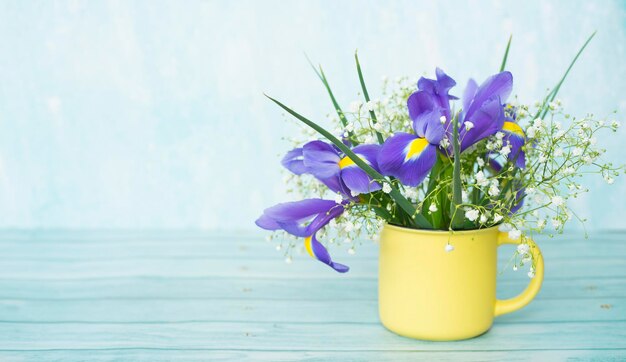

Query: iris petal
<box><xmin>281</xmin><ymin>147</ymin><xmax>308</xmax><ymax>175</ymax></box>
<box><xmin>459</xmin><ymin>97</ymin><xmax>505</xmax><ymax>151</ymax></box>
<box><xmin>305</xmin><ymin>234</ymin><xmax>349</xmax><ymax>273</ymax></box>
<box><xmin>503</xmin><ymin>123</ymin><xmax>526</xmax><ymax>168</ymax></box>
<box><xmin>378</xmin><ymin>133</ymin><xmax>437</xmax><ymax>186</ymax></box>
<box><xmin>464</xmin><ymin>71</ymin><xmax>512</xmax><ymax>119</ymax></box>
<box><xmin>302</xmin><ymin>140</ymin><xmax>341</xmax><ymax>179</ymax></box>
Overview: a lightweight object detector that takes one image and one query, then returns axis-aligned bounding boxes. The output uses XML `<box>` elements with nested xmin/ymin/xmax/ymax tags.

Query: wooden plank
<box><xmin>0</xmin><ymin>297</ymin><xmax>621</xmax><ymax>324</ymax></box>
<box><xmin>0</xmin><ymin>277</ymin><xmax>622</xmax><ymax>301</ymax></box>
<box><xmin>0</xmin><ymin>235</ymin><xmax>623</xmax><ymax>261</ymax></box>
<box><xmin>0</xmin><ymin>349</ymin><xmax>624</xmax><ymax>362</ymax></box>
<box><xmin>0</xmin><ymin>257</ymin><xmax>623</xmax><ymax>280</ymax></box>
<box><xmin>0</xmin><ymin>321</ymin><xmax>623</xmax><ymax>351</ymax></box>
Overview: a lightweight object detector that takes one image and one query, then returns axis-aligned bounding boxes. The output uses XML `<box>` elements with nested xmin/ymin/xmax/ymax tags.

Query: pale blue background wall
<box><xmin>0</xmin><ymin>0</ymin><xmax>624</xmax><ymax>230</ymax></box>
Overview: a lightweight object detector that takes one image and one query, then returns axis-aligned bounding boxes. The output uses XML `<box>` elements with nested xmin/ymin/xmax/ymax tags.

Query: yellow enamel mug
<box><xmin>378</xmin><ymin>224</ymin><xmax>544</xmax><ymax>341</ymax></box>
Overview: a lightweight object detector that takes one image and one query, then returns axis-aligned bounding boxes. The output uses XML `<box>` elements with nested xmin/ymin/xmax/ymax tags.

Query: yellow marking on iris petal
<box><xmin>304</xmin><ymin>236</ymin><xmax>315</xmax><ymax>258</ymax></box>
<box><xmin>503</xmin><ymin>121</ymin><xmax>525</xmax><ymax>137</ymax></box>
<box><xmin>338</xmin><ymin>156</ymin><xmax>355</xmax><ymax>169</ymax></box>
<box><xmin>405</xmin><ymin>138</ymin><xmax>429</xmax><ymax>161</ymax></box>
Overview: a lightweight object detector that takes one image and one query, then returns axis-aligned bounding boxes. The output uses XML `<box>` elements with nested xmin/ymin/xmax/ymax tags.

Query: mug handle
<box><xmin>494</xmin><ymin>232</ymin><xmax>544</xmax><ymax>317</ymax></box>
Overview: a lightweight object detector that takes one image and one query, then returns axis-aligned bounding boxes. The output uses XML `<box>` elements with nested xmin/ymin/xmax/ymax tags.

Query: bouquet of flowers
<box><xmin>256</xmin><ymin>33</ymin><xmax>622</xmax><ymax>274</ymax></box>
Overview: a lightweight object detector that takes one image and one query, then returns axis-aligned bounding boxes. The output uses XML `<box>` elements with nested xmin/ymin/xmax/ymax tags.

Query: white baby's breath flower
<box><xmin>562</xmin><ymin>167</ymin><xmax>575</xmax><ymax>176</ymax></box>
<box><xmin>439</xmin><ymin>115</ymin><xmax>447</xmax><ymax>124</ymax></box>
<box><xmin>538</xmin><ymin>154</ymin><xmax>547</xmax><ymax>163</ymax></box>
<box><xmin>476</xmin><ymin>158</ymin><xmax>485</xmax><ymax>167</ymax></box>
<box><xmin>439</xmin><ymin>138</ymin><xmax>450</xmax><ymax>148</ymax></box>
<box><xmin>365</xmin><ymin>100</ymin><xmax>377</xmax><ymax>111</ymax></box>
<box><xmin>508</xmin><ymin>229</ymin><xmax>522</xmax><ymax>240</ymax></box>
<box><xmin>528</xmin><ymin>270</ymin><xmax>535</xmax><ymax>278</ymax></box>
<box><xmin>605</xmin><ymin>176</ymin><xmax>615</xmax><ymax>185</ymax></box>
<box><xmin>493</xmin><ymin>214</ymin><xmax>503</xmax><ymax>223</ymax></box>
<box><xmin>517</xmin><ymin>243</ymin><xmax>530</xmax><ymax>255</ymax></box>
<box><xmin>445</xmin><ymin>244</ymin><xmax>454</xmax><ymax>252</ymax></box>
<box><xmin>533</xmin><ymin>118</ymin><xmax>543</xmax><ymax>128</ymax></box>
<box><xmin>495</xmin><ymin>132</ymin><xmax>505</xmax><ymax>140</ymax></box>
<box><xmin>334</xmin><ymin>194</ymin><xmax>343</xmax><ymax>204</ymax></box>
<box><xmin>526</xmin><ymin>126</ymin><xmax>537</xmax><ymax>138</ymax></box>
<box><xmin>551</xmin><ymin>196</ymin><xmax>564</xmax><ymax>207</ymax></box>
<box><xmin>551</xmin><ymin>218</ymin><xmax>562</xmax><ymax>228</ymax></box>
<box><xmin>572</xmin><ymin>147</ymin><xmax>583</xmax><ymax>156</ymax></box>
<box><xmin>429</xmin><ymin>203</ymin><xmax>438</xmax><ymax>213</ymax></box>
<box><xmin>554</xmin><ymin>148</ymin><xmax>564</xmax><ymax>157</ymax></box>
<box><xmin>464</xmin><ymin>121</ymin><xmax>474</xmax><ymax>131</ymax></box>
<box><xmin>382</xmin><ymin>183</ymin><xmax>392</xmax><ymax>194</ymax></box>
<box><xmin>500</xmin><ymin>145</ymin><xmax>511</xmax><ymax>157</ymax></box>
<box><xmin>488</xmin><ymin>183</ymin><xmax>500</xmax><ymax>197</ymax></box>
<box><xmin>345</xmin><ymin>122</ymin><xmax>355</xmax><ymax>132</ymax></box>
<box><xmin>479</xmin><ymin>214</ymin><xmax>488</xmax><ymax>223</ymax></box>
<box><xmin>475</xmin><ymin>171</ymin><xmax>489</xmax><ymax>187</ymax></box>
<box><xmin>465</xmin><ymin>209</ymin><xmax>480</xmax><ymax>222</ymax></box>
<box><xmin>348</xmin><ymin>248</ymin><xmax>355</xmax><ymax>255</ymax></box>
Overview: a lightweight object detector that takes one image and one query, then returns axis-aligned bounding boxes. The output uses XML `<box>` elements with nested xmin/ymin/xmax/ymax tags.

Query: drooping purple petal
<box><xmin>302</xmin><ymin>140</ymin><xmax>341</xmax><ymax>179</ymax></box>
<box><xmin>378</xmin><ymin>133</ymin><xmax>437</xmax><ymax>187</ymax></box>
<box><xmin>335</xmin><ymin>144</ymin><xmax>382</xmax><ymax>195</ymax></box>
<box><xmin>463</xmin><ymin>71</ymin><xmax>512</xmax><ymax>120</ymax></box>
<box><xmin>281</xmin><ymin>147</ymin><xmax>308</xmax><ymax>175</ymax></box>
<box><xmin>256</xmin><ymin>198</ymin><xmax>344</xmax><ymax>237</ymax></box>
<box><xmin>352</xmin><ymin>144</ymin><xmax>382</xmax><ymax>171</ymax></box>
<box><xmin>341</xmin><ymin>167</ymin><xmax>381</xmax><ymax>194</ymax></box>
<box><xmin>263</xmin><ymin>198</ymin><xmax>338</xmax><ymax>223</ymax></box>
<box><xmin>254</xmin><ymin>214</ymin><xmax>281</xmax><ymax>230</ymax></box>
<box><xmin>305</xmin><ymin>234</ymin><xmax>349</xmax><ymax>273</ymax></box>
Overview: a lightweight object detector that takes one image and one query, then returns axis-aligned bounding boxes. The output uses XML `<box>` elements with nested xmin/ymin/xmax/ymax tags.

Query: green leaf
<box><xmin>421</xmin><ymin>155</ymin><xmax>445</xmax><ymax>229</ymax></box>
<box><xmin>499</xmin><ymin>35</ymin><xmax>513</xmax><ymax>72</ymax></box>
<box><xmin>265</xmin><ymin>94</ymin><xmax>432</xmax><ymax>229</ymax></box>
<box><xmin>355</xmin><ymin>51</ymin><xmax>385</xmax><ymax>144</ymax></box>
<box><xmin>535</xmin><ymin>31</ymin><xmax>596</xmax><ymax>120</ymax></box>
<box><xmin>450</xmin><ymin>116</ymin><xmax>465</xmax><ymax>229</ymax></box>
<box><xmin>305</xmin><ymin>55</ymin><xmax>358</xmax><ymax>144</ymax></box>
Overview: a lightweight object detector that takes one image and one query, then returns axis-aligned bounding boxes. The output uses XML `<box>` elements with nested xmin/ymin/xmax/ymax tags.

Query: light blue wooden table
<box><xmin>0</xmin><ymin>230</ymin><xmax>624</xmax><ymax>361</ymax></box>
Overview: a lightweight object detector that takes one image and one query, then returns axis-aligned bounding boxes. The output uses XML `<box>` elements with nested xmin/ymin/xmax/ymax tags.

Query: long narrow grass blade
<box><xmin>305</xmin><ymin>55</ymin><xmax>358</xmax><ymax>144</ymax></box>
<box><xmin>355</xmin><ymin>51</ymin><xmax>384</xmax><ymax>144</ymax></box>
<box><xmin>499</xmin><ymin>35</ymin><xmax>513</xmax><ymax>72</ymax></box>
<box><xmin>266</xmin><ymin>94</ymin><xmax>431</xmax><ymax>229</ymax></box>
<box><xmin>535</xmin><ymin>31</ymin><xmax>596</xmax><ymax>119</ymax></box>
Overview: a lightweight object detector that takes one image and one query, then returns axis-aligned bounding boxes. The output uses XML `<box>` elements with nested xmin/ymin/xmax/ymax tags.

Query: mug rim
<box><xmin>383</xmin><ymin>223</ymin><xmax>501</xmax><ymax>236</ymax></box>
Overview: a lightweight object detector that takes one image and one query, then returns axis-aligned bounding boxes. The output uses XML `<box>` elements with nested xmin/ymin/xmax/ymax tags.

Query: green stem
<box><xmin>450</xmin><ymin>117</ymin><xmax>464</xmax><ymax>229</ymax></box>
<box><xmin>499</xmin><ymin>35</ymin><xmax>512</xmax><ymax>72</ymax></box>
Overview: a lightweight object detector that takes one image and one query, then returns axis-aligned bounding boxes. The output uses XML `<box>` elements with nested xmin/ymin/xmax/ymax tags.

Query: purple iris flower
<box><xmin>283</xmin><ymin>140</ymin><xmax>382</xmax><ymax>196</ymax></box>
<box><xmin>255</xmin><ymin>198</ymin><xmax>349</xmax><ymax>272</ymax></box>
<box><xmin>378</xmin><ymin>69</ymin><xmax>516</xmax><ymax>187</ymax></box>
<box><xmin>377</xmin><ymin>91</ymin><xmax>444</xmax><ymax>186</ymax></box>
